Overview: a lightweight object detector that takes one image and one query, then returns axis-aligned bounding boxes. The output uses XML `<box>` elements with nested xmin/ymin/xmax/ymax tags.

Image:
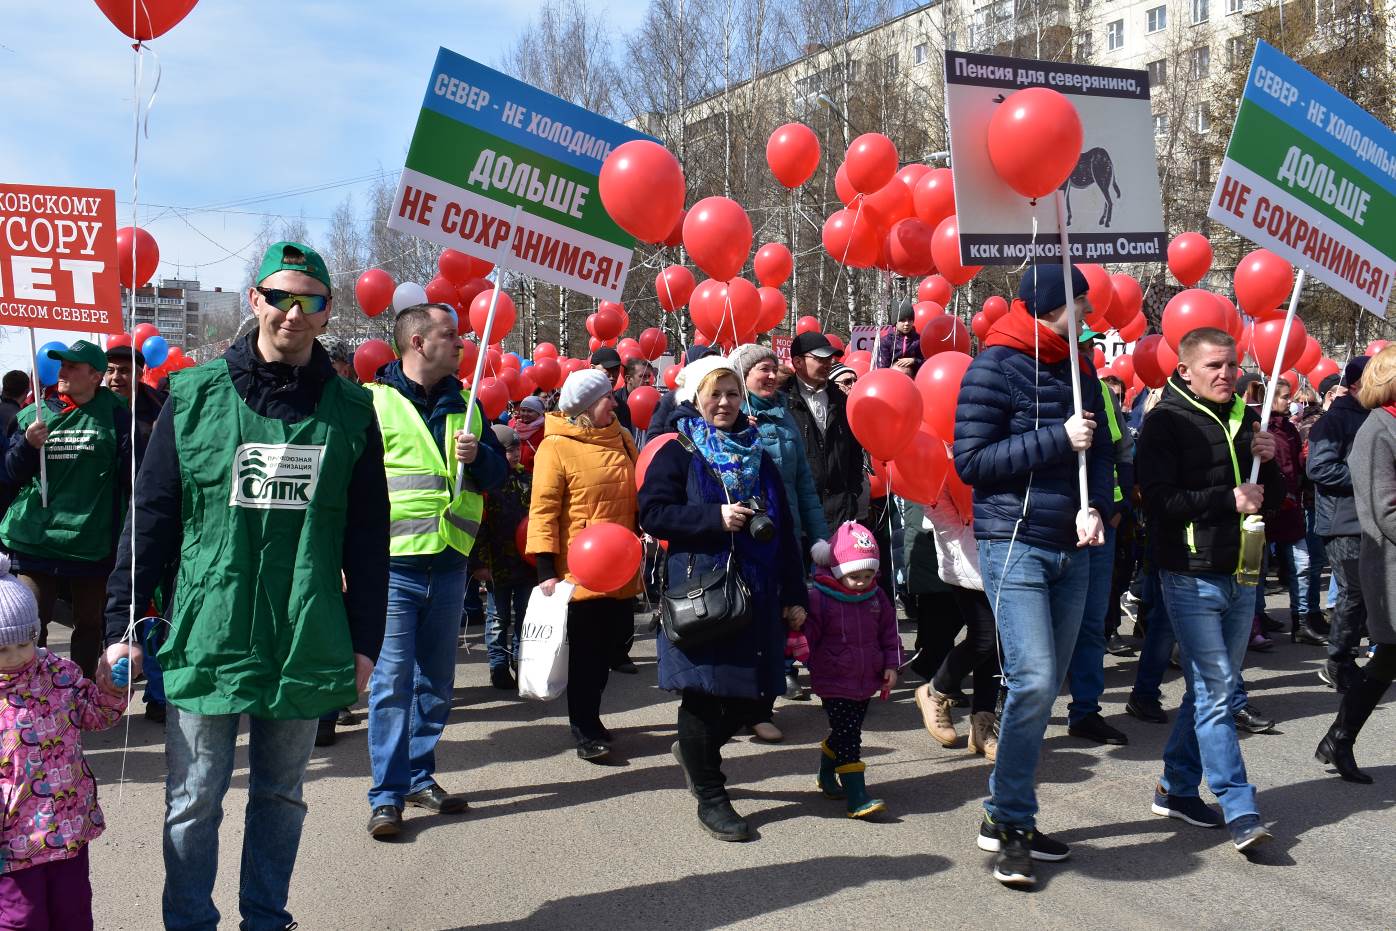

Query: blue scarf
<box><xmin>678</xmin><ymin>416</ymin><xmax>763</xmax><ymax>502</ymax></box>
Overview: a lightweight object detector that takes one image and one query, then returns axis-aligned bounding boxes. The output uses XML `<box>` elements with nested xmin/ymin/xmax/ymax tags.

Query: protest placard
<box><xmin>388</xmin><ymin>48</ymin><xmax>656</xmax><ymax>300</ymax></box>
<box><xmin>0</xmin><ymin>183</ymin><xmax>121</xmax><ymax>334</ymax></box>
<box><xmin>944</xmin><ymin>51</ymin><xmax>1165</xmax><ymax>266</ymax></box>
<box><xmin>1207</xmin><ymin>40</ymin><xmax>1395</xmax><ymax>318</ymax></box>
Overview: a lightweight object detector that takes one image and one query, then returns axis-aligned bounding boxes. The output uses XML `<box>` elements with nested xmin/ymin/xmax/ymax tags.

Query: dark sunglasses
<box><xmin>256</xmin><ymin>287</ymin><xmax>329</xmax><ymax>314</ymax></box>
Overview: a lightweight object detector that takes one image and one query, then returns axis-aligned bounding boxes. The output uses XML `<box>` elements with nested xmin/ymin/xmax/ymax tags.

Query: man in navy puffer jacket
<box><xmin>952</xmin><ymin>262</ymin><xmax>1113</xmax><ymax>888</ymax></box>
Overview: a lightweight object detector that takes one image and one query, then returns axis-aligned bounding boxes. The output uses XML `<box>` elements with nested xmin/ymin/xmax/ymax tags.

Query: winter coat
<box><xmin>1136</xmin><ymin>375</ymin><xmax>1284</xmax><ymax>575</ymax></box>
<box><xmin>1265</xmin><ymin>414</ymin><xmax>1306</xmax><ymax>545</ymax></box>
<box><xmin>953</xmin><ymin>345</ymin><xmax>1114</xmax><ymax>550</ymax></box>
<box><xmin>638</xmin><ymin>424</ymin><xmax>808</xmax><ymax>699</ymax></box>
<box><xmin>0</xmin><ymin>649</ymin><xmax>126</xmax><ymax>874</ymax></box>
<box><xmin>746</xmin><ymin>394</ymin><xmax>830</xmax><ymax>545</ymax></box>
<box><xmin>1348</xmin><ymin>407</ymin><xmax>1396</xmax><ymax>644</ymax></box>
<box><xmin>1307</xmin><ymin>393</ymin><xmax>1370</xmax><ymax>537</ymax></box>
<box><xmin>527</xmin><ymin>411</ymin><xmax>641</xmax><ymax>600</ymax></box>
<box><xmin>804</xmin><ymin>573</ymin><xmax>901</xmax><ymax>700</ymax></box>
<box><xmin>644</xmin><ymin>394</ymin><xmax>699</xmax><ymax>444</ymax></box>
<box><xmin>901</xmin><ymin>501</ymin><xmax>950</xmax><ymax>595</ymax></box>
<box><xmin>784</xmin><ymin>380</ymin><xmax>866</xmax><ymax>527</ymax></box>
<box><xmin>925</xmin><ymin>486</ymin><xmax>983</xmax><ymax>591</ymax></box>
<box><xmin>472</xmin><ymin>464</ymin><xmax>533</xmax><ymax>588</ymax></box>
<box><xmin>876</xmin><ymin>327</ymin><xmax>924</xmax><ymax>374</ymax></box>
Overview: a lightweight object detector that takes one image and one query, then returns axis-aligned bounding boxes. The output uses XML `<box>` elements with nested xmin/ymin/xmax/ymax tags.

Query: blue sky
<box><xmin>0</xmin><ymin>0</ymin><xmax>648</xmax><ymax>374</ymax></box>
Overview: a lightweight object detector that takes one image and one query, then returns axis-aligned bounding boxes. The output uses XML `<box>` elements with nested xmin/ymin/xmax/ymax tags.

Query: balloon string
<box><xmin>824</xmin><ymin>196</ymin><xmax>864</xmax><ymax>333</ymax></box>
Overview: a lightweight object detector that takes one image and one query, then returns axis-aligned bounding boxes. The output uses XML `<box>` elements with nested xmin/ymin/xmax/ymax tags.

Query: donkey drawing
<box><xmin>1060</xmin><ymin>147</ymin><xmax>1121</xmax><ymax>227</ymax></box>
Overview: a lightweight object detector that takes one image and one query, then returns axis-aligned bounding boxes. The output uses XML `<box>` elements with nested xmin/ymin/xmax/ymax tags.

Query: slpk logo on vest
<box><xmin>230</xmin><ymin>444</ymin><xmax>324</xmax><ymax>510</ymax></box>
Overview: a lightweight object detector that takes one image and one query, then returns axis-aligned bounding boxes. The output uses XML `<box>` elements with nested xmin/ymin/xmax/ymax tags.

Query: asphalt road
<box><xmin>81</xmin><ymin>593</ymin><xmax>1393</xmax><ymax>931</ymax></box>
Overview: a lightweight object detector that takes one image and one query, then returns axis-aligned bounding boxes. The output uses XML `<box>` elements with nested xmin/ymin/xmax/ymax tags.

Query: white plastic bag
<box><xmin>517</xmin><ymin>581</ymin><xmax>574</xmax><ymax>700</ymax></box>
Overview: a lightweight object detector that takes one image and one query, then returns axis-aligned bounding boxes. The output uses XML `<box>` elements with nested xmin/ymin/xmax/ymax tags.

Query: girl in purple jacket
<box><xmin>804</xmin><ymin>522</ymin><xmax>901</xmax><ymax>818</ymax></box>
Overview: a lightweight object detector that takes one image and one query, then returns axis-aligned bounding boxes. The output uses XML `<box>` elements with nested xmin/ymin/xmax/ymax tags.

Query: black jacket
<box><xmin>1306</xmin><ymin>393</ymin><xmax>1369</xmax><ymax>537</ymax></box>
<box><xmin>1137</xmin><ymin>374</ymin><xmax>1283</xmax><ymax>575</ymax></box>
<box><xmin>783</xmin><ymin>379</ymin><xmax>866</xmax><ymax>527</ymax></box>
<box><xmin>103</xmin><ymin>334</ymin><xmax>390</xmax><ymax>661</ymax></box>
<box><xmin>644</xmin><ymin>393</ymin><xmax>699</xmax><ymax>444</ymax></box>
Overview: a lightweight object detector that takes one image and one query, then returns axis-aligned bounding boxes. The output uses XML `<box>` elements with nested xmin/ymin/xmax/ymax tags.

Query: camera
<box><xmin>739</xmin><ymin>497</ymin><xmax>776</xmax><ymax>543</ymax></box>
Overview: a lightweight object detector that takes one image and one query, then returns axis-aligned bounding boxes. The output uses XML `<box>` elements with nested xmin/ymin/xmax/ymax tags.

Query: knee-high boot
<box><xmin>1315</xmin><ymin>674</ymin><xmax>1391</xmax><ymax>784</ymax></box>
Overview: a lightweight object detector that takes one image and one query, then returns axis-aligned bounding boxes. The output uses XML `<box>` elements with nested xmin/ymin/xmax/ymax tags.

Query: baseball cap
<box><xmin>790</xmin><ymin>331</ymin><xmax>840</xmax><ymax>358</ymax></box>
<box><xmin>1342</xmin><ymin>355</ymin><xmax>1370</xmax><ymax>387</ymax></box>
<box><xmin>47</xmin><ymin>340</ymin><xmax>108</xmax><ymax>372</ymax></box>
<box><xmin>105</xmin><ymin>344</ymin><xmax>146</xmax><ymax>367</ymax></box>
<box><xmin>256</xmin><ymin>241</ymin><xmax>332</xmax><ymax>291</ymax></box>
<box><xmin>590</xmin><ymin>347</ymin><xmax>622</xmax><ymax>369</ymax></box>
<box><xmin>1078</xmin><ymin>326</ymin><xmax>1105</xmax><ymax>343</ymax></box>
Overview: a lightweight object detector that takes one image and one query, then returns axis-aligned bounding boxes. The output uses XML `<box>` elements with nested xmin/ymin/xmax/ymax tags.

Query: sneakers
<box><xmin>1067</xmin><ymin>712</ymin><xmax>1129</xmax><ymax>745</ymax></box>
<box><xmin>1126</xmin><ymin>695</ymin><xmax>1168</xmax><ymax>724</ymax></box>
<box><xmin>1228</xmin><ymin>814</ymin><xmax>1272</xmax><ymax>852</ymax></box>
<box><xmin>1233</xmin><ymin>704</ymin><xmax>1276</xmax><ymax>734</ymax></box>
<box><xmin>1151</xmin><ymin>786</ymin><xmax>1224</xmax><ymax>827</ymax></box>
<box><xmin>967</xmin><ymin>711</ymin><xmax>998</xmax><ymax>761</ymax></box>
<box><xmin>978</xmin><ymin>817</ymin><xmax>1069</xmax><ymax>887</ymax></box>
<box><xmin>977</xmin><ymin>816</ymin><xmax>1070</xmax><ymax>861</ymax></box>
<box><xmin>914</xmin><ymin>683</ymin><xmax>958</xmax><ymax>747</ymax></box>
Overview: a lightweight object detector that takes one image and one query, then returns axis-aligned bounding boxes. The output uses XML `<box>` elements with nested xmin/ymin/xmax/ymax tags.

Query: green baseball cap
<box><xmin>256</xmin><ymin>241</ymin><xmax>332</xmax><ymax>291</ymax></box>
<box><xmin>1078</xmin><ymin>326</ymin><xmax>1105</xmax><ymax>343</ymax></box>
<box><xmin>47</xmin><ymin>339</ymin><xmax>108</xmax><ymax>371</ymax></box>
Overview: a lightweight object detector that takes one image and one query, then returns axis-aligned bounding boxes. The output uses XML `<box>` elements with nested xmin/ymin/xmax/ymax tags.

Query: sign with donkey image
<box><xmin>945</xmin><ymin>51</ymin><xmax>1166</xmax><ymax>265</ymax></box>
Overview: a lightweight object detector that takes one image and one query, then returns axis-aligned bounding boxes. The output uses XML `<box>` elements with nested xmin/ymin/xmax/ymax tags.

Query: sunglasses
<box><xmin>256</xmin><ymin>287</ymin><xmax>329</xmax><ymax>315</ymax></box>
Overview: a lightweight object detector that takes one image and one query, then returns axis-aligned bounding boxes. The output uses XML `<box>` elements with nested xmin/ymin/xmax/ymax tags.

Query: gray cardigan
<box><xmin>1347</xmin><ymin>407</ymin><xmax>1396</xmax><ymax>645</ymax></box>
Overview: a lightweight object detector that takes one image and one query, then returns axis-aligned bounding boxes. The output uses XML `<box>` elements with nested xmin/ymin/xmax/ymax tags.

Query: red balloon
<box><xmin>796</xmin><ymin>315</ymin><xmax>821</xmax><ymax>336</ymax></box>
<box><xmin>471</xmin><ymin>377</ymin><xmax>509</xmax><ymax>420</ymax></box>
<box><xmin>616</xmin><ymin>337</ymin><xmax>642</xmax><ymax>361</ymax></box>
<box><xmin>825</xmin><ymin>334</ymin><xmax>846</xmax><ymax>352</ymax></box>
<box><xmin>683</xmin><ymin>197</ymin><xmax>753</xmax><ymax>281</ymax></box>
<box><xmin>424</xmin><ymin>276</ymin><xmax>457</xmax><ymax>306</ymax></box>
<box><xmin>132</xmin><ymin>322</ymin><xmax>160</xmax><ymax>351</ymax></box>
<box><xmin>1237</xmin><ymin>321</ymin><xmax>1254</xmax><ymax>362</ymax></box>
<box><xmin>115</xmin><ymin>226</ymin><xmax>159</xmax><ymax>289</ymax></box>
<box><xmin>982</xmin><ymin>295</ymin><xmax>1009</xmax><ymax>324</ymax></box>
<box><xmin>600</xmin><ymin>300</ymin><xmax>629</xmax><ymax>335</ymax></box>
<box><xmin>637</xmin><ymin>433</ymin><xmax>678</xmax><ymax>489</ymax></box>
<box><xmin>1093</xmin><ymin>346</ymin><xmax>1106</xmax><ymax>369</ymax></box>
<box><xmin>1234</xmin><ymin>249</ymin><xmax>1294</xmax><ymax>318</ymax></box>
<box><xmin>354</xmin><ymin>339</ymin><xmax>395</xmax><ymax>383</ymax></box>
<box><xmin>510</xmin><ymin>369</ymin><xmax>536</xmax><ymax>403</ymax></box>
<box><xmin>1252</xmin><ymin>316</ymin><xmax>1308</xmax><ymax>376</ymax></box>
<box><xmin>533</xmin><ymin>342</ymin><xmax>559</xmax><ymax>360</ymax></box>
<box><xmin>1107</xmin><ymin>273</ymin><xmax>1143</xmax><ymax>329</ymax></box>
<box><xmin>656</xmin><ymin>265</ymin><xmax>696</xmax><ymax>312</ymax></box>
<box><xmin>1077</xmin><ymin>263</ymin><xmax>1116</xmax><ymax>320</ymax></box>
<box><xmin>844</xmin><ymin>133</ymin><xmax>899</xmax><ymax>194</ymax></box>
<box><xmin>588</xmin><ymin>307</ymin><xmax>625</xmax><ymax>341</ymax></box>
<box><xmin>863</xmin><ymin>176</ymin><xmax>915</xmax><ymax>226</ymax></box>
<box><xmin>1161</xmin><ymin>289</ymin><xmax>1229</xmax><ymax>350</ymax></box>
<box><xmin>105</xmin><ymin>333</ymin><xmax>133</xmax><ymax>350</ymax></box>
<box><xmin>843</xmin><ymin>350</ymin><xmax>871</xmax><ymax>378</ymax></box>
<box><xmin>1294</xmin><ymin>336</ymin><xmax>1322</xmax><ymax>377</ymax></box>
<box><xmin>754</xmin><ymin>243</ymin><xmax>793</xmax><ymax>288</ymax></box>
<box><xmin>869</xmin><ymin>457</ymin><xmax>890</xmax><ymax>499</ymax></box>
<box><xmin>639</xmin><ymin>327</ymin><xmax>668</xmax><ymax>360</ymax></box>
<box><xmin>822</xmin><ymin>206</ymin><xmax>880</xmax><ymax>268</ymax></box>
<box><xmin>886</xmin><ymin>218</ymin><xmax>936</xmax><ymax>277</ymax></box>
<box><xmin>587</xmin><ymin>336</ymin><xmax>602</xmax><ymax>353</ymax></box>
<box><xmin>918</xmin><ymin>275</ymin><xmax>953</xmax><ymax>306</ymax></box>
<box><xmin>834</xmin><ymin>162</ymin><xmax>858</xmax><ymax>207</ymax></box>
<box><xmin>662</xmin><ymin>209</ymin><xmax>687</xmax><ymax>248</ymax></box>
<box><xmin>920</xmin><ymin>316</ymin><xmax>970</xmax><ymax>358</ymax></box>
<box><xmin>913</xmin><ymin>301</ymin><xmax>945</xmax><ymax>333</ymax></box>
<box><xmin>888</xmin><ymin>428</ymin><xmax>950</xmax><ymax>505</ymax></box>
<box><xmin>846</xmin><ymin>369</ymin><xmax>924</xmax><ymax>460</ymax></box>
<box><xmin>1308</xmin><ymin>357</ymin><xmax>1339</xmax><ymax>383</ymax></box>
<box><xmin>1113</xmin><ymin>354</ymin><xmax>1135</xmax><ymax>384</ymax></box>
<box><xmin>662</xmin><ymin>365</ymin><xmax>681</xmax><ymax>390</ymax></box>
<box><xmin>93</xmin><ymin>0</ymin><xmax>199</xmax><ymax>39</ymax></box>
<box><xmin>915</xmin><ymin>351</ymin><xmax>973</xmax><ymax>442</ymax></box>
<box><xmin>514</xmin><ymin>518</ymin><xmax>536</xmax><ymax>567</ymax></box>
<box><xmin>628</xmin><ymin>386</ymin><xmax>661</xmax><ymax>430</ymax></box>
<box><xmin>530</xmin><ymin>357</ymin><xmax>561</xmax><ymax>391</ymax></box>
<box><xmin>455</xmin><ymin>278</ymin><xmax>491</xmax><ymax>318</ymax></box>
<box><xmin>1281</xmin><ymin>370</ymin><xmax>1301</xmax><ymax>395</ymax></box>
<box><xmin>766</xmin><ymin>123</ymin><xmax>821</xmax><ymax>188</ymax></box>
<box><xmin>568</xmin><ymin>522</ymin><xmax>642</xmax><ymax>593</ymax></box>
<box><xmin>599</xmin><ymin>140</ymin><xmax>686</xmax><ymax>243</ymax></box>
<box><xmin>691</xmin><ymin>278</ymin><xmax>759</xmax><ymax>348</ymax></box>
<box><xmin>437</xmin><ymin>249</ymin><xmax>475</xmax><ymax>285</ymax></box>
<box><xmin>456</xmin><ymin>340</ymin><xmax>480</xmax><ymax>381</ymax></box>
<box><xmin>930</xmin><ymin>216</ymin><xmax>982</xmax><ymax>286</ymax></box>
<box><xmin>355</xmin><ymin>269</ymin><xmax>395</xmax><ymax>317</ymax></box>
<box><xmin>1117</xmin><ymin>312</ymin><xmax>1148</xmax><ymax>343</ymax></box>
<box><xmin>986</xmin><ymin>88</ymin><xmax>1083</xmax><ymax>198</ymax></box>
<box><xmin>500</xmin><ymin>353</ymin><xmax>522</xmax><ymax>372</ymax></box>
<box><xmin>756</xmin><ymin>287</ymin><xmax>787</xmax><ymax>333</ymax></box>
<box><xmin>912</xmin><ymin>168</ymin><xmax>957</xmax><ymax>232</ymax></box>
<box><xmin>945</xmin><ymin>462</ymin><xmax>973</xmax><ymax>519</ymax></box>
<box><xmin>971</xmin><ymin>311</ymin><xmax>992</xmax><ymax>343</ymax></box>
<box><xmin>1367</xmin><ymin>339</ymin><xmax>1390</xmax><ymax>356</ymax></box>
<box><xmin>1133</xmin><ymin>334</ymin><xmax>1178</xmax><ymax>389</ymax></box>
<box><xmin>469</xmin><ymin>289</ymin><xmax>516</xmax><ymax>343</ymax></box>
<box><xmin>1167</xmin><ymin>232</ymin><xmax>1213</xmax><ymax>287</ymax></box>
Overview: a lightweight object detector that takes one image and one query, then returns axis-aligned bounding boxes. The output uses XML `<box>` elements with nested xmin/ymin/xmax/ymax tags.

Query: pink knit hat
<box><xmin>810</xmin><ymin>520</ymin><xmax>880</xmax><ymax>579</ymax></box>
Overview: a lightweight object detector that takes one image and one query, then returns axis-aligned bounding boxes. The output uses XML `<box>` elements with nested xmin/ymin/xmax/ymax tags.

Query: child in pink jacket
<box><xmin>804</xmin><ymin>521</ymin><xmax>901</xmax><ymax>819</ymax></box>
<box><xmin>0</xmin><ymin>555</ymin><xmax>127</xmax><ymax>929</ymax></box>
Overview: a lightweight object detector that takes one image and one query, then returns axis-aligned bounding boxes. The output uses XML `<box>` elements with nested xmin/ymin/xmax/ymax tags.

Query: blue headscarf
<box><xmin>678</xmin><ymin>415</ymin><xmax>763</xmax><ymax>502</ymax></box>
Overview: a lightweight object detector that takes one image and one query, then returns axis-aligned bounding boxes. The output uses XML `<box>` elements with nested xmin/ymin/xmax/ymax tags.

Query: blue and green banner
<box><xmin>388</xmin><ymin>48</ymin><xmax>656</xmax><ymax>299</ymax></box>
<box><xmin>1209</xmin><ymin>41</ymin><xmax>1396</xmax><ymax>316</ymax></box>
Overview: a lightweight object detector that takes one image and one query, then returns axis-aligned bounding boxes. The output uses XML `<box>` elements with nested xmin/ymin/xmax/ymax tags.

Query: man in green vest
<box><xmin>100</xmin><ymin>241</ymin><xmax>390</xmax><ymax>931</ymax></box>
<box><xmin>1</xmin><ymin>338</ymin><xmax>131</xmax><ymax>677</ymax></box>
<box><xmin>364</xmin><ymin>302</ymin><xmax>506</xmax><ymax>839</ymax></box>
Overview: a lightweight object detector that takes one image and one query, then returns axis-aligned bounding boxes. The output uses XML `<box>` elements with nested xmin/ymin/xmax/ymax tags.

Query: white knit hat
<box><xmin>559</xmin><ymin>368</ymin><xmax>613</xmax><ymax>416</ymax></box>
<box><xmin>0</xmin><ymin>555</ymin><xmax>40</xmax><ymax>647</ymax></box>
<box><xmin>675</xmin><ymin>355</ymin><xmax>743</xmax><ymax>405</ymax></box>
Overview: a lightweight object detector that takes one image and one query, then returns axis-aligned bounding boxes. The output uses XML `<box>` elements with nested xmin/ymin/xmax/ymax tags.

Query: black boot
<box><xmin>1315</xmin><ymin>674</ymin><xmax>1390</xmax><ymax>784</ymax></box>
<box><xmin>1291</xmin><ymin>618</ymin><xmax>1328</xmax><ymax>646</ymax></box>
<box><xmin>696</xmin><ymin>797</ymin><xmax>752</xmax><ymax>841</ymax></box>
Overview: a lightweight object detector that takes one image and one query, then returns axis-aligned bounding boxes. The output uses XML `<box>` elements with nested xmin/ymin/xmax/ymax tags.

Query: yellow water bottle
<box><xmin>1236</xmin><ymin>515</ymin><xmax>1266</xmax><ymax>587</ymax></box>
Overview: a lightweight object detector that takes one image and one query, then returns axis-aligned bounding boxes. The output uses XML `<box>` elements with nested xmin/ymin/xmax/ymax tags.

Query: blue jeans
<box><xmin>1274</xmin><ymin>538</ymin><xmax>1311</xmax><ymax>618</ymax></box>
<box><xmin>142</xmin><ymin>616</ymin><xmax>166</xmax><ymax>705</ymax></box>
<box><xmin>367</xmin><ymin>565</ymin><xmax>468</xmax><ymax>809</ymax></box>
<box><xmin>1068</xmin><ymin>524</ymin><xmax>1116</xmax><ymax>724</ymax></box>
<box><xmin>162</xmin><ymin>708</ymin><xmax>319</xmax><ymax>931</ymax></box>
<box><xmin>1131</xmin><ymin>569</ymin><xmax>1248</xmax><ymax>712</ymax></box>
<box><xmin>980</xmin><ymin>539</ymin><xmax>1091</xmax><ymax>829</ymax></box>
<box><xmin>485</xmin><ymin>583</ymin><xmax>531</xmax><ymax>671</ymax></box>
<box><xmin>1158</xmin><ymin>571</ymin><xmax>1259</xmax><ymax>823</ymax></box>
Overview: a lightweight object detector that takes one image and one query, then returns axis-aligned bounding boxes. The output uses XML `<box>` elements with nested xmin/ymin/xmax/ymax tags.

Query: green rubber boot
<box><xmin>836</xmin><ymin>762</ymin><xmax>886</xmax><ymax>819</ymax></box>
<box><xmin>816</xmin><ymin>741</ymin><xmax>845</xmax><ymax>799</ymax></box>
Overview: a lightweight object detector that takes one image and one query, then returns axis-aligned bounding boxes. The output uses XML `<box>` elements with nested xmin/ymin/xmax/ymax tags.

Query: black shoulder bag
<box><xmin>659</xmin><ymin>435</ymin><xmax>752</xmax><ymax>650</ymax></box>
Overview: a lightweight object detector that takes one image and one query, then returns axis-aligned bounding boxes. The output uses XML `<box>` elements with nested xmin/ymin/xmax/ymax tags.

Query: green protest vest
<box><xmin>0</xmin><ymin>389</ymin><xmax>124</xmax><ymax>563</ymax></box>
<box><xmin>1100</xmin><ymin>379</ymin><xmax>1124</xmax><ymax>504</ymax></box>
<box><xmin>159</xmin><ymin>360</ymin><xmax>374</xmax><ymax>719</ymax></box>
<box><xmin>365</xmin><ymin>383</ymin><xmax>484</xmax><ymax>557</ymax></box>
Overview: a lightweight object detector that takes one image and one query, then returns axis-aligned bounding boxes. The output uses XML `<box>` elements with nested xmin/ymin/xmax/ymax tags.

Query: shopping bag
<box><xmin>518</xmin><ymin>581</ymin><xmax>574</xmax><ymax>700</ymax></box>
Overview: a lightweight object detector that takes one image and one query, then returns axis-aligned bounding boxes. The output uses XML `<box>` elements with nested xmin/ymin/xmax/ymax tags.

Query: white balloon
<box><xmin>392</xmin><ymin>282</ymin><xmax>429</xmax><ymax>312</ymax></box>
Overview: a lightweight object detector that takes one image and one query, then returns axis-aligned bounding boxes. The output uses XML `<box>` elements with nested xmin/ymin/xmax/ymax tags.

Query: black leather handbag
<box><xmin>659</xmin><ymin>435</ymin><xmax>753</xmax><ymax>650</ymax></box>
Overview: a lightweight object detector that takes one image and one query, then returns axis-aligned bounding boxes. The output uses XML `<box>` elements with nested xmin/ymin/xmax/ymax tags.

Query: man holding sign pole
<box><xmin>954</xmin><ymin>263</ymin><xmax>1111</xmax><ymax>888</ymax></box>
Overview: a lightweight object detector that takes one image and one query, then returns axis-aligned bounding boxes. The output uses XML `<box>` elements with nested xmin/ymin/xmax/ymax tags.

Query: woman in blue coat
<box><xmin>638</xmin><ymin>356</ymin><xmax>809</xmax><ymax>843</ymax></box>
